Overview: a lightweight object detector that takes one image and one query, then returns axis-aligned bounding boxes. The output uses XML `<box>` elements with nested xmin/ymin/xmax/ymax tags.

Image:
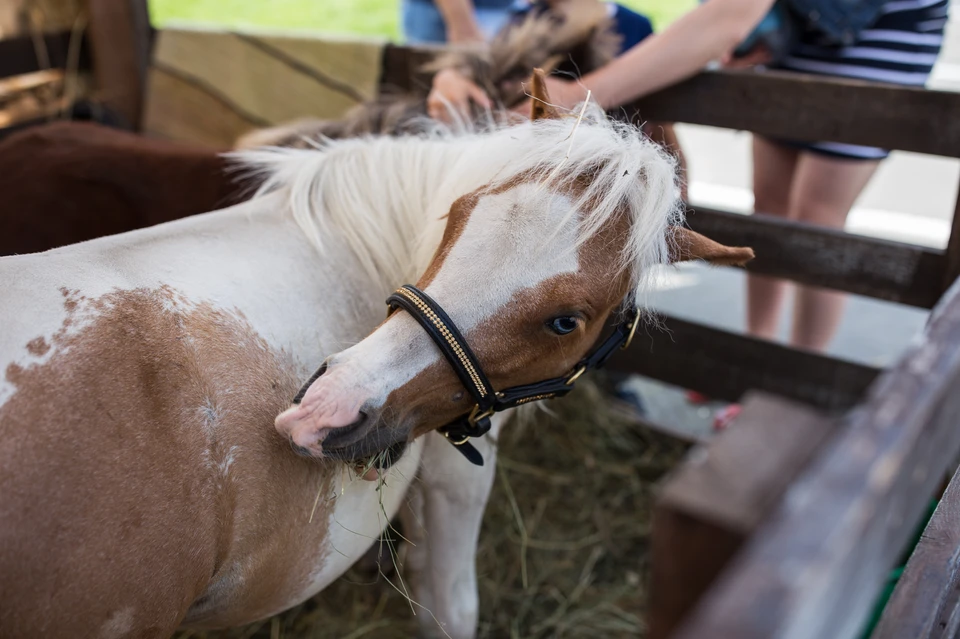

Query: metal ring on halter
<box><xmin>565</xmin><ymin>365</ymin><xmax>587</xmax><ymax>386</ymax></box>
<box><xmin>621</xmin><ymin>314</ymin><xmax>640</xmax><ymax>351</ymax></box>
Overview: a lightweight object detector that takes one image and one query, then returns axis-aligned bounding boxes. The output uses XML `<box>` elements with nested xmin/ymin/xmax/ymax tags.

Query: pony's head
<box><xmin>274</xmin><ymin>70</ymin><xmax>752</xmax><ymax>468</ymax></box>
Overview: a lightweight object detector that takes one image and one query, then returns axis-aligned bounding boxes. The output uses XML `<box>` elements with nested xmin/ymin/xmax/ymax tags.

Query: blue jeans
<box><xmin>401</xmin><ymin>0</ymin><xmax>518</xmax><ymax>44</ymax></box>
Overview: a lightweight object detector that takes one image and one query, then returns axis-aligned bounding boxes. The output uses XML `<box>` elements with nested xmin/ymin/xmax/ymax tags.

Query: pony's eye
<box><xmin>548</xmin><ymin>316</ymin><xmax>580</xmax><ymax>335</ymax></box>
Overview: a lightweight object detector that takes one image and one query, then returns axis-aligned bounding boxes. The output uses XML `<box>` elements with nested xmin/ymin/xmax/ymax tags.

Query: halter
<box><xmin>383</xmin><ymin>284</ymin><xmax>639</xmax><ymax>466</ymax></box>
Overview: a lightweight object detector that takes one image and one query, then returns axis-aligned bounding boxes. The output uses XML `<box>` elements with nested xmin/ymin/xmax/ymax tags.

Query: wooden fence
<box><xmin>4</xmin><ymin>10</ymin><xmax>960</xmax><ymax>638</ymax></box>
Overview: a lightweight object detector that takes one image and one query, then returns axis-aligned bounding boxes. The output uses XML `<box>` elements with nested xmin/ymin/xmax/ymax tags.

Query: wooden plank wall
<box><xmin>671</xmin><ymin>277</ymin><xmax>960</xmax><ymax>639</ymax></box>
<box><xmin>648</xmin><ymin>392</ymin><xmax>837</xmax><ymax>639</ymax></box>
<box><xmin>142</xmin><ymin>28</ymin><xmax>385</xmax><ymax>148</ymax></box>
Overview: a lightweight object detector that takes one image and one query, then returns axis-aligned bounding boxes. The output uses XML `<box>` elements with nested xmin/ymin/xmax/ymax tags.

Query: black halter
<box><xmin>383</xmin><ymin>284</ymin><xmax>639</xmax><ymax>466</ymax></box>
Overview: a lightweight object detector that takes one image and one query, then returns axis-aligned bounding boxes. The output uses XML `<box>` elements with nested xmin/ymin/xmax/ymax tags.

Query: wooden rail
<box><xmin>686</xmin><ymin>207</ymin><xmax>946</xmax><ymax>309</ymax></box>
<box><xmin>629</xmin><ymin>69</ymin><xmax>960</xmax><ymax>158</ymax></box>
<box><xmin>607</xmin><ymin>315</ymin><xmax>879</xmax><ymax>412</ymax></box>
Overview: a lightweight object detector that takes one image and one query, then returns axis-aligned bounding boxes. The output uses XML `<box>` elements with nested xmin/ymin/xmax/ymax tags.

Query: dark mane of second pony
<box><xmin>234</xmin><ymin>0</ymin><xmax>620</xmax><ymax>149</ymax></box>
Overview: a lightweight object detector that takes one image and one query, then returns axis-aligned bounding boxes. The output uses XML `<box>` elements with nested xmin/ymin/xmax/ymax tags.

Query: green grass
<box><xmin>148</xmin><ymin>0</ymin><xmax>696</xmax><ymax>41</ymax></box>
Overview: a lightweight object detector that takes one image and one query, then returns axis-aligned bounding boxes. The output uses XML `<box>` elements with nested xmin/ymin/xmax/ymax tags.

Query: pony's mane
<box><xmin>231</xmin><ymin>105</ymin><xmax>683</xmax><ymax>306</ymax></box>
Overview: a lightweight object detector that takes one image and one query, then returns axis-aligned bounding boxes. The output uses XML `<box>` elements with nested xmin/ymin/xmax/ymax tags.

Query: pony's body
<box><xmin>0</xmin><ymin>131</ymin><xmax>523</xmax><ymax>637</ymax></box>
<box><xmin>0</xmin><ymin>85</ymin><xmax>747</xmax><ymax>638</ymax></box>
<box><xmin>0</xmin><ymin>194</ymin><xmax>434</xmax><ymax>635</ymax></box>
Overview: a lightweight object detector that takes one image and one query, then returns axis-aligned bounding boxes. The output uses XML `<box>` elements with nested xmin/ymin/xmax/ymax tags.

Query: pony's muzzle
<box><xmin>275</xmin><ymin>401</ymin><xmax>370</xmax><ymax>456</ymax></box>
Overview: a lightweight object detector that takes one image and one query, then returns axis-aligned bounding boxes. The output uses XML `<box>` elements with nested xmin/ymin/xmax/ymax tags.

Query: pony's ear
<box><xmin>529</xmin><ymin>68</ymin><xmax>561</xmax><ymax>121</ymax></box>
<box><xmin>669</xmin><ymin>227</ymin><xmax>755</xmax><ymax>266</ymax></box>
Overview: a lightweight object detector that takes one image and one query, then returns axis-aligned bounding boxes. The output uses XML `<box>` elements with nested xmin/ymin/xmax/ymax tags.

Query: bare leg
<box><xmin>404</xmin><ymin>416</ymin><xmax>503</xmax><ymax>639</ymax></box>
<box><xmin>787</xmin><ymin>153</ymin><xmax>880</xmax><ymax>350</ymax></box>
<box><xmin>748</xmin><ymin>137</ymin><xmax>800</xmax><ymax>340</ymax></box>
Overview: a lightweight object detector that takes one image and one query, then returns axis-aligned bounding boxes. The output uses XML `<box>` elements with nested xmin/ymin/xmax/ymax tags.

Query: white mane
<box><xmin>232</xmin><ymin>105</ymin><xmax>683</xmax><ymax>307</ymax></box>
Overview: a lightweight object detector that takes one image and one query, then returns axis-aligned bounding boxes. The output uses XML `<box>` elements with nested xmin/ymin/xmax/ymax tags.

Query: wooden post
<box><xmin>870</xmin><ymin>463</ymin><xmax>960</xmax><ymax>639</ymax></box>
<box><xmin>943</xmin><ymin>187</ymin><xmax>960</xmax><ymax>291</ymax></box>
<box><xmin>84</xmin><ymin>0</ymin><xmax>151</xmax><ymax>128</ymax></box>
<box><xmin>649</xmin><ymin>392</ymin><xmax>835</xmax><ymax>639</ymax></box>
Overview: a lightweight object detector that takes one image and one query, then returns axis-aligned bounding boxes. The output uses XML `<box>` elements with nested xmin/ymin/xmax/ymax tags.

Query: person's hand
<box><xmin>720</xmin><ymin>43</ymin><xmax>773</xmax><ymax>69</ymax></box>
<box><xmin>511</xmin><ymin>75</ymin><xmax>590</xmax><ymax>118</ymax></box>
<box><xmin>447</xmin><ymin>23</ymin><xmax>484</xmax><ymax>44</ymax></box>
<box><xmin>427</xmin><ymin>68</ymin><xmax>493</xmax><ymax>123</ymax></box>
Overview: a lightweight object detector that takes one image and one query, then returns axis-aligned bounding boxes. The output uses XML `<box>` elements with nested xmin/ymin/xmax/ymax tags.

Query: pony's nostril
<box><xmin>322</xmin><ymin>411</ymin><xmax>369</xmax><ymax>450</ymax></box>
<box><xmin>291</xmin><ymin>443</ymin><xmax>313</xmax><ymax>458</ymax></box>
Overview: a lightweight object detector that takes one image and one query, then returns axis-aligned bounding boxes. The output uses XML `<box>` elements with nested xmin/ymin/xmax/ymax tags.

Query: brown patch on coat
<box><xmin>24</xmin><ymin>337</ymin><xmax>49</xmax><ymax>356</ymax></box>
<box><xmin>0</xmin><ymin>287</ymin><xmax>338</xmax><ymax>637</ymax></box>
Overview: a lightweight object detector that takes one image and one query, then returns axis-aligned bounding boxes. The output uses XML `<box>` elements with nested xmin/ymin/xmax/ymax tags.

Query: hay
<box><xmin>175</xmin><ymin>374</ymin><xmax>688</xmax><ymax>639</ymax></box>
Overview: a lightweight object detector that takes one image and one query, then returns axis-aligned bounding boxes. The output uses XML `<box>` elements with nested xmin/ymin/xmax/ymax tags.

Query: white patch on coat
<box><xmin>276</xmin><ymin>437</ymin><xmax>426</xmax><ymax>613</ymax></box>
<box><xmin>97</xmin><ymin>606</ymin><xmax>135</xmax><ymax>639</ymax></box>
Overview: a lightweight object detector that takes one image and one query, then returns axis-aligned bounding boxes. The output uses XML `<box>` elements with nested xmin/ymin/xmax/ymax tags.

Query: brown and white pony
<box><xmin>0</xmin><ymin>121</ymin><xmax>242</xmax><ymax>256</ymax></box>
<box><xmin>0</xmin><ymin>75</ymin><xmax>750</xmax><ymax>639</ymax></box>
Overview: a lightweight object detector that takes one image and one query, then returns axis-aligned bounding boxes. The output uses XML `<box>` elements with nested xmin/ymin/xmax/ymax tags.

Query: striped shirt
<box><xmin>781</xmin><ymin>0</ymin><xmax>948</xmax><ymax>85</ymax></box>
<box><xmin>776</xmin><ymin>0</ymin><xmax>948</xmax><ymax>159</ymax></box>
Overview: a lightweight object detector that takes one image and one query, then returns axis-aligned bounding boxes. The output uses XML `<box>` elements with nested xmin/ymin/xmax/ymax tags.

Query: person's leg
<box><xmin>748</xmin><ymin>136</ymin><xmax>800</xmax><ymax>340</ymax></box>
<box><xmin>787</xmin><ymin>152</ymin><xmax>880</xmax><ymax>350</ymax></box>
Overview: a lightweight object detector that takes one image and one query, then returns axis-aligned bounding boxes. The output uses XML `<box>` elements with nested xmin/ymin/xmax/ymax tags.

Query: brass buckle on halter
<box><xmin>566</xmin><ymin>364</ymin><xmax>587</xmax><ymax>386</ymax></box>
<box><xmin>621</xmin><ymin>314</ymin><xmax>639</xmax><ymax>351</ymax></box>
<box><xmin>468</xmin><ymin>403</ymin><xmax>495</xmax><ymax>427</ymax></box>
<box><xmin>443</xmin><ymin>430</ymin><xmax>472</xmax><ymax>446</ymax></box>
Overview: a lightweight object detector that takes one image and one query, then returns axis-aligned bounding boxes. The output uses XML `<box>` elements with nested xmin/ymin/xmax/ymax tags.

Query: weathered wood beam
<box><xmin>606</xmin><ymin>315</ymin><xmax>879</xmax><ymax>411</ymax></box>
<box><xmin>629</xmin><ymin>69</ymin><xmax>960</xmax><ymax>158</ymax></box>
<box><xmin>686</xmin><ymin>207</ymin><xmax>946</xmax><ymax>309</ymax></box>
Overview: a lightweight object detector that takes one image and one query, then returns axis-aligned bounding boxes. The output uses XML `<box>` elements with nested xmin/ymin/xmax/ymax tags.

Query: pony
<box><xmin>0</xmin><ymin>72</ymin><xmax>751</xmax><ymax>639</ymax></box>
<box><xmin>0</xmin><ymin>121</ymin><xmax>243</xmax><ymax>256</ymax></box>
<box><xmin>235</xmin><ymin>0</ymin><xmax>622</xmax><ymax>145</ymax></box>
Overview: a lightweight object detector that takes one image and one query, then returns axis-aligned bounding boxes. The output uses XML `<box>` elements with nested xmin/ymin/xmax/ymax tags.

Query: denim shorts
<box><xmin>401</xmin><ymin>0</ymin><xmax>518</xmax><ymax>44</ymax></box>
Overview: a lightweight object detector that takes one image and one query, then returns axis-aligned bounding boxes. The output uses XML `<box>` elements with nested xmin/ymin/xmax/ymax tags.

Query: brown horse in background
<box><xmin>0</xmin><ymin>121</ymin><xmax>244</xmax><ymax>256</ymax></box>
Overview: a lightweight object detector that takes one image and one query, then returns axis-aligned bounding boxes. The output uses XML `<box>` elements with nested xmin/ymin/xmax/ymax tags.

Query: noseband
<box><xmin>384</xmin><ymin>284</ymin><xmax>639</xmax><ymax>466</ymax></box>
